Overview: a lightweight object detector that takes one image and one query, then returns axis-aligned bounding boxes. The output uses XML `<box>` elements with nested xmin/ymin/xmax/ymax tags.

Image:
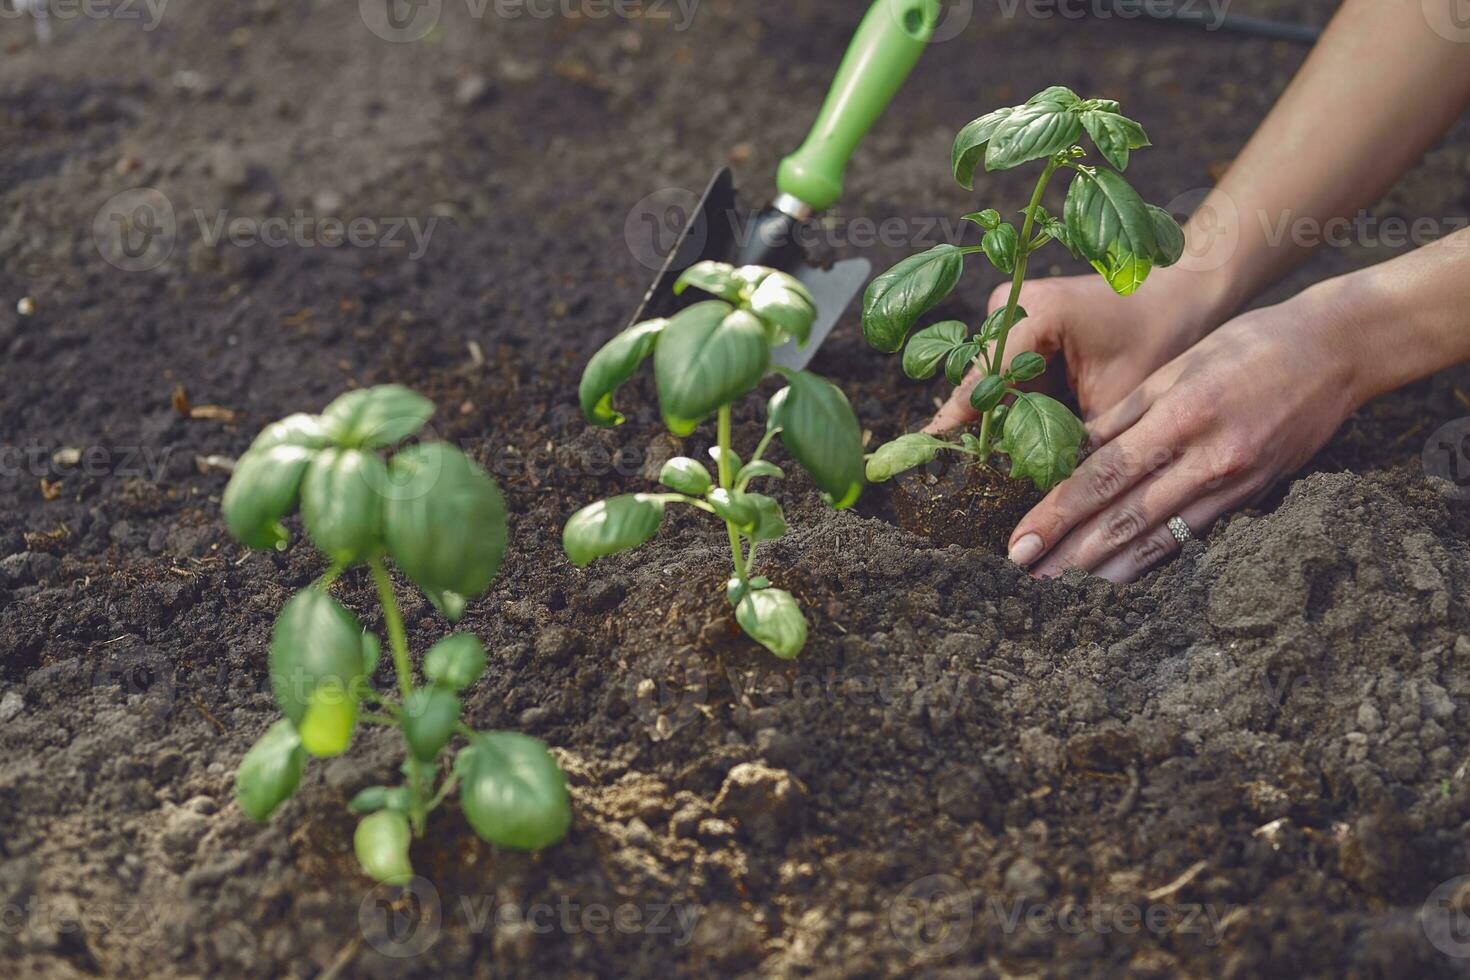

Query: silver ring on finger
<box><xmin>1166</xmin><ymin>515</ymin><xmax>1194</xmax><ymax>545</ymax></box>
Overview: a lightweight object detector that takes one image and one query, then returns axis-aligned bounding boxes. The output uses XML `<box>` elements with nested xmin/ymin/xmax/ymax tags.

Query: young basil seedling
<box><xmin>223</xmin><ymin>385</ymin><xmax>570</xmax><ymax>883</ymax></box>
<box><xmin>565</xmin><ymin>263</ymin><xmax>866</xmax><ymax>659</ymax></box>
<box><xmin>862</xmin><ymin>86</ymin><xmax>1185</xmax><ymax>490</ymax></box>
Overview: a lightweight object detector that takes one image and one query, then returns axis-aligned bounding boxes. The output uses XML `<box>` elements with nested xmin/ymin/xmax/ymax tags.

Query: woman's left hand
<box><xmin>1006</xmin><ymin>287</ymin><xmax>1363</xmax><ymax>582</ymax></box>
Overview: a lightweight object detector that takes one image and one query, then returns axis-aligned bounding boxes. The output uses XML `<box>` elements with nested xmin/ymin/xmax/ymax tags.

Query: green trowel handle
<box><xmin>776</xmin><ymin>0</ymin><xmax>939</xmax><ymax>213</ymax></box>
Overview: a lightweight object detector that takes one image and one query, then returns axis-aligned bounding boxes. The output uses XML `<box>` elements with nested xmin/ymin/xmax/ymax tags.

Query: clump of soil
<box><xmin>887</xmin><ymin>453</ymin><xmax>1045</xmax><ymax>554</ymax></box>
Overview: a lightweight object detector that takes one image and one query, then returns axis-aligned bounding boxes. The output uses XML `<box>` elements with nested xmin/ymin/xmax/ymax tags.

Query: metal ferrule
<box><xmin>772</xmin><ymin>193</ymin><xmax>815</xmax><ymax>222</ymax></box>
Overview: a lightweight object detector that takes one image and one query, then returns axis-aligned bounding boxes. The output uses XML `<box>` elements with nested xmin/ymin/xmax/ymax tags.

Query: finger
<box><xmin>1030</xmin><ymin>451</ymin><xmax>1228</xmax><ymax>577</ymax></box>
<box><xmin>1006</xmin><ymin>406</ymin><xmax>1185</xmax><ymax>568</ymax></box>
<box><xmin>1086</xmin><ymin>383</ymin><xmax>1155</xmax><ymax>447</ymax></box>
<box><xmin>1090</xmin><ymin>490</ymin><xmax>1240</xmax><ymax>583</ymax></box>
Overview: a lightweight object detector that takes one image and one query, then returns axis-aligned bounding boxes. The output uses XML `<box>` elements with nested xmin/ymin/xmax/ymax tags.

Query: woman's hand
<box><xmin>1006</xmin><ymin>286</ymin><xmax>1363</xmax><ymax>582</ymax></box>
<box><xmin>925</xmin><ymin>272</ymin><xmax>1217</xmax><ymax>435</ymax></box>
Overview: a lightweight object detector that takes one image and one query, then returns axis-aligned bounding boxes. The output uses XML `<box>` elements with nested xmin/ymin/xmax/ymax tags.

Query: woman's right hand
<box><xmin>924</xmin><ymin>272</ymin><xmax>1220</xmax><ymax>434</ymax></box>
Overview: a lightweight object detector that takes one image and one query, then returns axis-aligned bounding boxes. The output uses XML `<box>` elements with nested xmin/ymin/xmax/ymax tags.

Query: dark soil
<box><xmin>5</xmin><ymin>2</ymin><xmax>1470</xmax><ymax>977</ymax></box>
<box><xmin>886</xmin><ymin>453</ymin><xmax>1047</xmax><ymax>554</ymax></box>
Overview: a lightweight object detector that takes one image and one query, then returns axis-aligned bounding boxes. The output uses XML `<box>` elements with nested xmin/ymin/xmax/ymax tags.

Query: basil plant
<box><xmin>863</xmin><ymin>86</ymin><xmax>1185</xmax><ymax>490</ymax></box>
<box><xmin>223</xmin><ymin>385</ymin><xmax>570</xmax><ymax>884</ymax></box>
<box><xmin>565</xmin><ymin>262</ymin><xmax>865</xmax><ymax>659</ymax></box>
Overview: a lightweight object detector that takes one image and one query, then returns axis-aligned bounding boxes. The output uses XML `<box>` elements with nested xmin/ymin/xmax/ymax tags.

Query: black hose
<box><xmin>1095</xmin><ymin>0</ymin><xmax>1322</xmax><ymax>44</ymax></box>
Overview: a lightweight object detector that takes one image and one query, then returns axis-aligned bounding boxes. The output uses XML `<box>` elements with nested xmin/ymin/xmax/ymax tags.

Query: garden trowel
<box><xmin>628</xmin><ymin>0</ymin><xmax>939</xmax><ymax>370</ymax></box>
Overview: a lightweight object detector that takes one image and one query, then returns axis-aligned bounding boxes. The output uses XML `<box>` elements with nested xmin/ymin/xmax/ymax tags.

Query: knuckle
<box><xmin>1083</xmin><ymin>451</ymin><xmax>1130</xmax><ymax>503</ymax></box>
<box><xmin>1210</xmin><ymin>440</ymin><xmax>1254</xmax><ymax>482</ymax></box>
<box><xmin>1131</xmin><ymin>530</ymin><xmax>1173</xmax><ymax>569</ymax></box>
<box><xmin>1101</xmin><ymin>505</ymin><xmax>1147</xmax><ymax>549</ymax></box>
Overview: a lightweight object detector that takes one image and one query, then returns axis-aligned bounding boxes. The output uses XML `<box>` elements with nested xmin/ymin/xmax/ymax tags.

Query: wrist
<box><xmin>1278</xmin><ymin>276</ymin><xmax>1377</xmax><ymax>417</ymax></box>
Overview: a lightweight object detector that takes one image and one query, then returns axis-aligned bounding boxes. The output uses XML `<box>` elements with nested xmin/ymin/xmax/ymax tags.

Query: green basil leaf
<box><xmin>1007</xmin><ymin>351</ymin><xmax>1047</xmax><ymax>382</ymax></box>
<box><xmin>579</xmin><ymin>318</ymin><xmax>666</xmax><ymax>426</ymax></box>
<box><xmin>658</xmin><ymin>456</ymin><xmax>713</xmax><ymax>495</ymax></box>
<box><xmin>735</xmin><ymin>586</ymin><xmax>807</xmax><ymax>660</ymax></box>
<box><xmin>383</xmin><ymin>443</ymin><xmax>507</xmax><ymax>620</ymax></box>
<box><xmin>655</xmin><ymin>302</ymin><xmax>769</xmax><ymax>436</ymax></box>
<box><xmin>944</xmin><ymin>343</ymin><xmax>982</xmax><ymax>386</ymax></box>
<box><xmin>961</xmin><ymin>209</ymin><xmax>1001</xmax><ymax>231</ymax></box>
<box><xmin>982</xmin><ymin>223</ymin><xmax>1020</xmax><ymax>274</ymax></box>
<box><xmin>1080</xmin><ymin>110</ymin><xmax>1150</xmax><ymax>172</ymax></box>
<box><xmin>864</xmin><ymin>432</ymin><xmax>955</xmax><ymax>482</ymax></box>
<box><xmin>1042</xmin><ymin>215</ymin><xmax>1082</xmax><ymax>258</ymax></box>
<box><xmin>249</xmin><ymin>413</ymin><xmax>333</xmax><ymax>453</ymax></box>
<box><xmin>952</xmin><ymin>107</ymin><xmax>1016</xmax><ymax>189</ymax></box>
<box><xmin>300</xmin><ymin>448</ymin><xmax>386</xmax><ymax>565</ymax></box>
<box><xmin>423</xmin><ymin>634</ymin><xmax>487</xmax><ymax>691</ymax></box>
<box><xmin>985</xmin><ymin>100</ymin><xmax>1083</xmax><ymax>172</ymax></box>
<box><xmin>347</xmin><ymin>785</ymin><xmax>411</xmax><ymax>814</ymax></box>
<box><xmin>748</xmin><ymin>270</ymin><xmax>816</xmax><ymax>347</ymax></box>
<box><xmin>902</xmin><ymin>320</ymin><xmax>968</xmax><ymax>380</ymax></box>
<box><xmin>735</xmin><ymin>460</ymin><xmax>784</xmax><ymax>487</ymax></box>
<box><xmin>361</xmin><ymin>631</ymin><xmax>382</xmax><ymax>676</ymax></box>
<box><xmin>354</xmin><ymin>810</ymin><xmax>414</xmax><ymax>885</ymax></box>
<box><xmin>298</xmin><ymin>678</ymin><xmax>358</xmax><ymax>758</ymax></box>
<box><xmin>457</xmin><ymin>731</ymin><xmax>571</xmax><ymax>851</ymax></box>
<box><xmin>743</xmin><ymin>493</ymin><xmax>787</xmax><ymax>542</ymax></box>
<box><xmin>673</xmin><ymin>260</ymin><xmax>743</xmax><ymax>302</ymax></box>
<box><xmin>1027</xmin><ymin>85</ymin><xmax>1081</xmax><ymax>107</ymax></box>
<box><xmin>562</xmin><ymin>493</ymin><xmax>665</xmax><ymax>567</ymax></box>
<box><xmin>861</xmin><ymin>244</ymin><xmax>965</xmax><ymax>353</ymax></box>
<box><xmin>979</xmin><ymin>305</ymin><xmax>1027</xmax><ymax>343</ymax></box>
<box><xmin>222</xmin><ymin>444</ymin><xmax>315</xmax><ymax>551</ymax></box>
<box><xmin>708</xmin><ymin>445</ymin><xmax>743</xmax><ymax>473</ymax></box>
<box><xmin>321</xmin><ymin>385</ymin><xmax>434</xmax><ymax>449</ymax></box>
<box><xmin>403</xmin><ymin>685</ymin><xmax>462</xmax><ymax>762</ymax></box>
<box><xmin>707</xmin><ymin>488</ymin><xmax>757</xmax><ymax>533</ymax></box>
<box><xmin>999</xmin><ymin>392</ymin><xmax>1088</xmax><ymax>490</ymax></box>
<box><xmin>969</xmin><ymin>374</ymin><xmax>1008</xmax><ymax>413</ymax></box>
<box><xmin>766</xmin><ymin>370</ymin><xmax>865</xmax><ymax>509</ymax></box>
<box><xmin>1063</xmin><ymin>169</ymin><xmax>1159</xmax><ymax>296</ymax></box>
<box><xmin>269</xmin><ymin>589</ymin><xmax>366</xmax><ymax>727</ymax></box>
<box><xmin>234</xmin><ymin>719</ymin><xmax>306</xmax><ymax>822</ymax></box>
<box><xmin>1147</xmin><ymin>204</ymin><xmax>1186</xmax><ymax>267</ymax></box>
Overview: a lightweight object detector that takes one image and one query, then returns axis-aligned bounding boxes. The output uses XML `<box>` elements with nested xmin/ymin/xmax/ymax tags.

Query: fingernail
<box><xmin>1009</xmin><ymin>533</ymin><xmax>1044</xmax><ymax>568</ymax></box>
